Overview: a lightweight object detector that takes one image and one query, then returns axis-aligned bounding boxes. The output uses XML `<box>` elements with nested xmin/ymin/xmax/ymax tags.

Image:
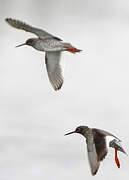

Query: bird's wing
<box><xmin>5</xmin><ymin>18</ymin><xmax>62</xmax><ymax>40</ymax></box>
<box><xmin>92</xmin><ymin>129</ymin><xmax>108</xmax><ymax>161</ymax></box>
<box><xmin>86</xmin><ymin>137</ymin><xmax>100</xmax><ymax>176</ymax></box>
<box><xmin>109</xmin><ymin>139</ymin><xmax>127</xmax><ymax>155</ymax></box>
<box><xmin>45</xmin><ymin>52</ymin><xmax>63</xmax><ymax>91</ymax></box>
<box><xmin>93</xmin><ymin>128</ymin><xmax>121</xmax><ymax>141</ymax></box>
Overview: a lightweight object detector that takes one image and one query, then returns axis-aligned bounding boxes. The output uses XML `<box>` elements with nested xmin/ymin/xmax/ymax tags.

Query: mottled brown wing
<box><xmin>45</xmin><ymin>52</ymin><xmax>63</xmax><ymax>91</ymax></box>
<box><xmin>92</xmin><ymin>129</ymin><xmax>108</xmax><ymax>161</ymax></box>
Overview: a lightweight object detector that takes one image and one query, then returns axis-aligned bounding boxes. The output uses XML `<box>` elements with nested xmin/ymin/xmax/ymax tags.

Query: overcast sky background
<box><xmin>0</xmin><ymin>0</ymin><xmax>129</xmax><ymax>179</ymax></box>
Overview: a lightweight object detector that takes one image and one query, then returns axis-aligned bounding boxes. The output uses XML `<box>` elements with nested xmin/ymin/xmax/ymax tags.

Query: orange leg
<box><xmin>115</xmin><ymin>148</ymin><xmax>120</xmax><ymax>168</ymax></box>
<box><xmin>64</xmin><ymin>46</ymin><xmax>81</xmax><ymax>53</ymax></box>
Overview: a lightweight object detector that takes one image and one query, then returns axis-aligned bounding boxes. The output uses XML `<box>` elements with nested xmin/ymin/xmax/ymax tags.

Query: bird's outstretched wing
<box><xmin>86</xmin><ymin>137</ymin><xmax>100</xmax><ymax>175</ymax></box>
<box><xmin>92</xmin><ymin>128</ymin><xmax>121</xmax><ymax>162</ymax></box>
<box><xmin>5</xmin><ymin>18</ymin><xmax>62</xmax><ymax>40</ymax></box>
<box><xmin>93</xmin><ymin>128</ymin><xmax>121</xmax><ymax>141</ymax></box>
<box><xmin>45</xmin><ymin>52</ymin><xmax>63</xmax><ymax>91</ymax></box>
<box><xmin>92</xmin><ymin>129</ymin><xmax>108</xmax><ymax>161</ymax></box>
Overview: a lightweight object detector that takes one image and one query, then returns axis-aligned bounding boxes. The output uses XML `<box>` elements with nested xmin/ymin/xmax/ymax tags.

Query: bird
<box><xmin>65</xmin><ymin>126</ymin><xmax>126</xmax><ymax>175</ymax></box>
<box><xmin>5</xmin><ymin>18</ymin><xmax>81</xmax><ymax>91</ymax></box>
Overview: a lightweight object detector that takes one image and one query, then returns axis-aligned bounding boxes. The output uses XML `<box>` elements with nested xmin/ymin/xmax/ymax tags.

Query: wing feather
<box><xmin>92</xmin><ymin>129</ymin><xmax>108</xmax><ymax>161</ymax></box>
<box><xmin>5</xmin><ymin>18</ymin><xmax>62</xmax><ymax>40</ymax></box>
<box><xmin>45</xmin><ymin>52</ymin><xmax>63</xmax><ymax>90</ymax></box>
<box><xmin>86</xmin><ymin>137</ymin><xmax>100</xmax><ymax>175</ymax></box>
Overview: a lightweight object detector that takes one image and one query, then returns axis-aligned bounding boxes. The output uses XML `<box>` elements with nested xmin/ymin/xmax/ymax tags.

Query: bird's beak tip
<box><xmin>64</xmin><ymin>131</ymin><xmax>76</xmax><ymax>136</ymax></box>
<box><xmin>15</xmin><ymin>43</ymin><xmax>26</xmax><ymax>48</ymax></box>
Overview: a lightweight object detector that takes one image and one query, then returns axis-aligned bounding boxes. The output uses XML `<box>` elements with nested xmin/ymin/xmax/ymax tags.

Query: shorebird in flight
<box><xmin>5</xmin><ymin>18</ymin><xmax>81</xmax><ymax>91</ymax></box>
<box><xmin>65</xmin><ymin>126</ymin><xmax>126</xmax><ymax>175</ymax></box>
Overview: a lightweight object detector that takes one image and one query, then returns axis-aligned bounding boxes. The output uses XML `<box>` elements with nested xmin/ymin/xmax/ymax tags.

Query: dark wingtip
<box><xmin>5</xmin><ymin>18</ymin><xmax>13</xmax><ymax>25</ymax></box>
<box><xmin>92</xmin><ymin>169</ymin><xmax>98</xmax><ymax>176</ymax></box>
<box><xmin>54</xmin><ymin>85</ymin><xmax>62</xmax><ymax>91</ymax></box>
<box><xmin>54</xmin><ymin>81</ymin><xmax>63</xmax><ymax>91</ymax></box>
<box><xmin>5</xmin><ymin>18</ymin><xmax>11</xmax><ymax>22</ymax></box>
<box><xmin>5</xmin><ymin>18</ymin><xmax>9</xmax><ymax>23</ymax></box>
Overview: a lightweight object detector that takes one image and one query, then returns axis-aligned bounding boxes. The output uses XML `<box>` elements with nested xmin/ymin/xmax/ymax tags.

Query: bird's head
<box><xmin>15</xmin><ymin>38</ymin><xmax>37</xmax><ymax>48</ymax></box>
<box><xmin>65</xmin><ymin>126</ymin><xmax>89</xmax><ymax>136</ymax></box>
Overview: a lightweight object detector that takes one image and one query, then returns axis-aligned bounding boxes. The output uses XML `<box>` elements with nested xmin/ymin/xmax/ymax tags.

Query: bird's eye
<box><xmin>76</xmin><ymin>127</ymin><xmax>81</xmax><ymax>131</ymax></box>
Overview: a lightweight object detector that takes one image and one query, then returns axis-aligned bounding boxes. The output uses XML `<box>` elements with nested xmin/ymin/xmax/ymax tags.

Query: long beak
<box><xmin>65</xmin><ymin>130</ymin><xmax>76</xmax><ymax>136</ymax></box>
<box><xmin>15</xmin><ymin>43</ymin><xmax>26</xmax><ymax>48</ymax></box>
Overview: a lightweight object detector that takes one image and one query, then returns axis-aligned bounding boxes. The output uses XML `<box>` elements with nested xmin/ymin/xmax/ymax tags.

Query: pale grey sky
<box><xmin>0</xmin><ymin>0</ymin><xmax>129</xmax><ymax>179</ymax></box>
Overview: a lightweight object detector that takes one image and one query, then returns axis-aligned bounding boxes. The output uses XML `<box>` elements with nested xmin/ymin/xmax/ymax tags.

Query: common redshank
<box><xmin>5</xmin><ymin>18</ymin><xmax>81</xmax><ymax>91</ymax></box>
<box><xmin>65</xmin><ymin>126</ymin><xmax>126</xmax><ymax>175</ymax></box>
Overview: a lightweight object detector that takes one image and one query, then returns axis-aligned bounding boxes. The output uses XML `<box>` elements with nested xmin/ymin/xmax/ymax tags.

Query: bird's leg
<box><xmin>64</xmin><ymin>46</ymin><xmax>81</xmax><ymax>53</ymax></box>
<box><xmin>115</xmin><ymin>148</ymin><xmax>120</xmax><ymax>168</ymax></box>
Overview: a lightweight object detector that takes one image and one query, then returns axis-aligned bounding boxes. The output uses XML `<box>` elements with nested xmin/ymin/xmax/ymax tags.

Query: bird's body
<box><xmin>24</xmin><ymin>38</ymin><xmax>75</xmax><ymax>52</ymax></box>
<box><xmin>26</xmin><ymin>38</ymin><xmax>64</xmax><ymax>52</ymax></box>
<box><xmin>5</xmin><ymin>18</ymin><xmax>81</xmax><ymax>90</ymax></box>
<box><xmin>65</xmin><ymin>126</ymin><xmax>126</xmax><ymax>175</ymax></box>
